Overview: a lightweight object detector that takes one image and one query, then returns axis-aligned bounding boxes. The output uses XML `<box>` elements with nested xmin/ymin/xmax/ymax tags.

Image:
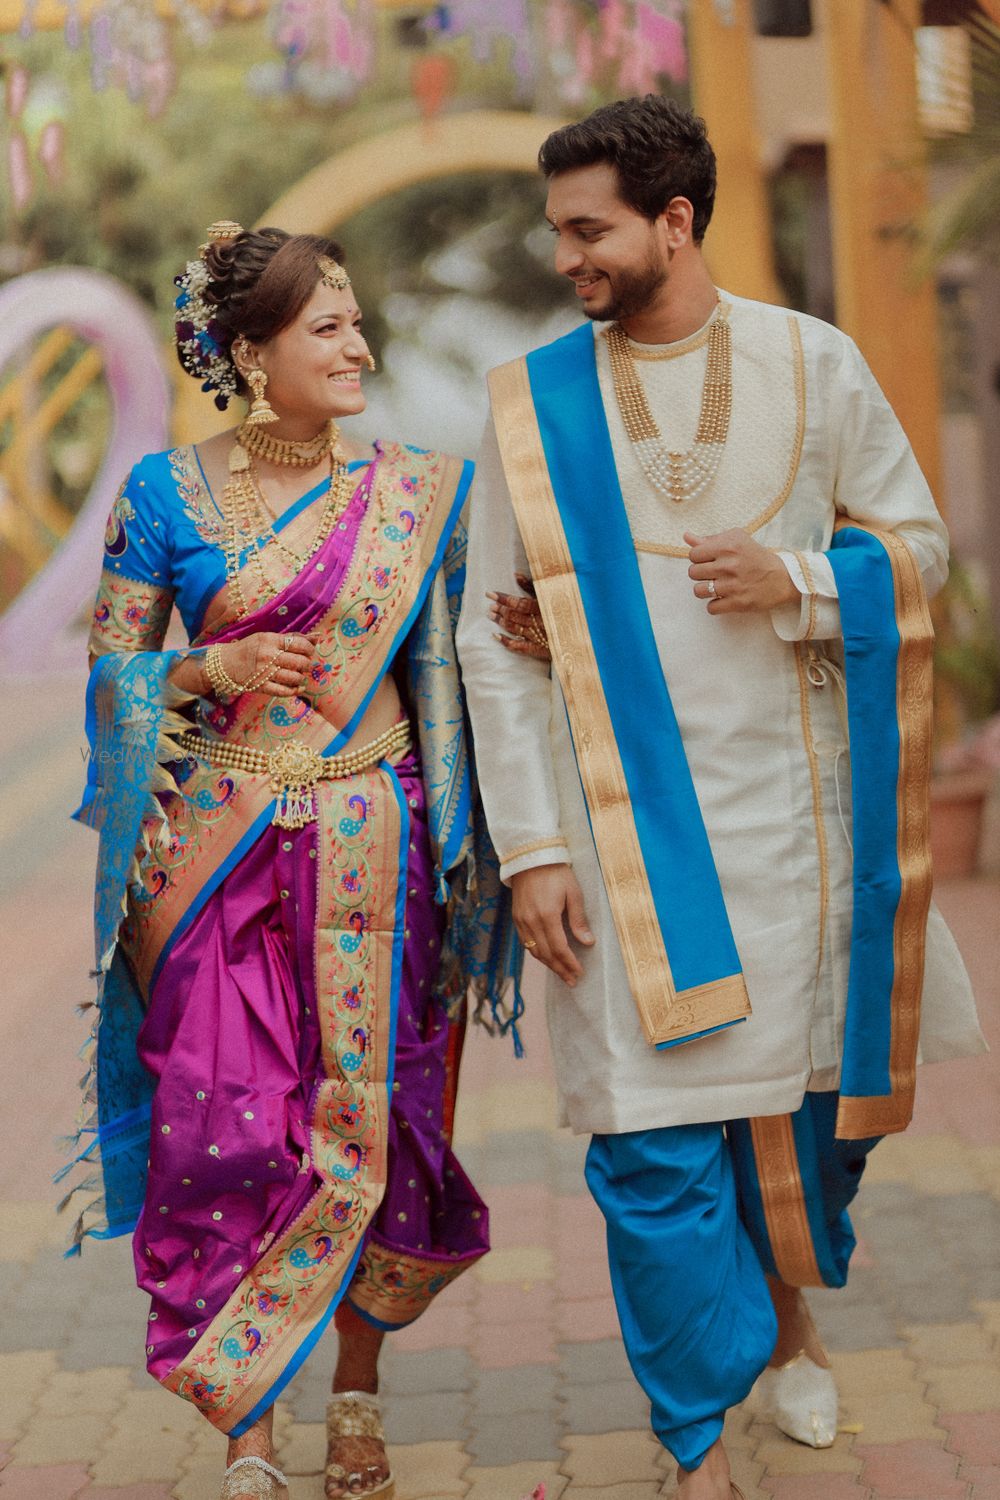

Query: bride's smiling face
<box><xmin>246</xmin><ymin>282</ymin><xmax>372</xmax><ymax>426</ymax></box>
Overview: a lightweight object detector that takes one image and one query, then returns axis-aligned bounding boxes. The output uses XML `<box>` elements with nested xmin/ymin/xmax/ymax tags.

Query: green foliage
<box><xmin>935</xmin><ymin>561</ymin><xmax>1000</xmax><ymax>726</ymax></box>
<box><xmin>920</xmin><ymin>15</ymin><xmax>1000</xmax><ymax>271</ymax></box>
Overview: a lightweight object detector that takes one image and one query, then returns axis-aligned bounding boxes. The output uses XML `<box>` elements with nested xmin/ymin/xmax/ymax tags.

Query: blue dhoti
<box><xmin>586</xmin><ymin>1093</ymin><xmax>879</xmax><ymax>1470</ymax></box>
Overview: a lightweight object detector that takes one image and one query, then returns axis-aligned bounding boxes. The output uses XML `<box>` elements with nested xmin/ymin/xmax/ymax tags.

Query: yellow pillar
<box><xmin>824</xmin><ymin>0</ymin><xmax>943</xmax><ymax>500</ymax></box>
<box><xmin>688</xmin><ymin>0</ymin><xmax>783</xmax><ymax>305</ymax></box>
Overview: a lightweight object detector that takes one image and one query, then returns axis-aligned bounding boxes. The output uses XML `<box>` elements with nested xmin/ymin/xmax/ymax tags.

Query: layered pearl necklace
<box><xmin>606</xmin><ymin>302</ymin><xmax>732</xmax><ymax>505</ymax></box>
<box><xmin>222</xmin><ymin>419</ymin><xmax>352</xmax><ymax>618</ymax></box>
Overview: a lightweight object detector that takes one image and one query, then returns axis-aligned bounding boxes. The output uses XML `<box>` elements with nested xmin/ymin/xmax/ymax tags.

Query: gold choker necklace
<box><xmin>236</xmin><ymin>419</ymin><xmax>342</xmax><ymax>468</ymax></box>
<box><xmin>606</xmin><ymin>303</ymin><xmax>732</xmax><ymax>505</ymax></box>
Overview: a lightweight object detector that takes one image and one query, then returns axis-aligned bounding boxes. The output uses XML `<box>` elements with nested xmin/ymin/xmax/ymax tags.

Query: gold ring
<box><xmin>284</xmin><ymin>634</ymin><xmax>295</xmax><ymax>650</ymax></box>
<box><xmin>523</xmin><ymin>937</ymin><xmax>538</xmax><ymax>949</ymax></box>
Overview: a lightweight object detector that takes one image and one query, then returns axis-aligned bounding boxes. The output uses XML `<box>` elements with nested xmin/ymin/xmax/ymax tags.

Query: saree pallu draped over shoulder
<box><xmin>70</xmin><ymin>443</ymin><xmax>517</xmax><ymax>1435</ymax></box>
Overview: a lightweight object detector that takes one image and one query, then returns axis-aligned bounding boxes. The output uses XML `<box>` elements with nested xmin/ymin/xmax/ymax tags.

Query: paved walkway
<box><xmin>1</xmin><ymin>676</ymin><xmax>998</xmax><ymax>1499</ymax></box>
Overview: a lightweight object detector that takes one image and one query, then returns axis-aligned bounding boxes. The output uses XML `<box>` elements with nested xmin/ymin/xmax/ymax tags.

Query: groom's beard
<box><xmin>583</xmin><ymin>255</ymin><xmax>668</xmax><ymax>323</ymax></box>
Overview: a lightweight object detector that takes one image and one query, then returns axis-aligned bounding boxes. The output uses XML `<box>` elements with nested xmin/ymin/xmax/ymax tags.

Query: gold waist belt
<box><xmin>176</xmin><ymin>719</ymin><xmax>412</xmax><ymax>830</ymax></box>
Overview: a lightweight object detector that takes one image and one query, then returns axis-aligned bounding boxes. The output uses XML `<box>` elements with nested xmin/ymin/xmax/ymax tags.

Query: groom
<box><xmin>457</xmin><ymin>94</ymin><xmax>980</xmax><ymax>1498</ymax></box>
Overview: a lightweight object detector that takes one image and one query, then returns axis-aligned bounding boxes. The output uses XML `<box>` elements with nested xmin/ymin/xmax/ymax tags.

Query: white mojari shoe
<box><xmin>756</xmin><ymin>1351</ymin><xmax>838</xmax><ymax>1448</ymax></box>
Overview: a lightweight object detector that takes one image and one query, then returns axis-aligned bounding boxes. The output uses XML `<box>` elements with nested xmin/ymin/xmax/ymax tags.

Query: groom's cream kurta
<box><xmin>456</xmin><ymin>294</ymin><xmax>984</xmax><ymax>1136</ymax></box>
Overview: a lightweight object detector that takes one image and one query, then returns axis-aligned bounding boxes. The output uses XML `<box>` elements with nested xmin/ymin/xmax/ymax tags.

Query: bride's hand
<box><xmin>213</xmin><ymin>631</ymin><xmax>321</xmax><ymax>697</ymax></box>
<box><xmin>487</xmin><ymin>574</ymin><xmax>551</xmax><ymax>662</ymax></box>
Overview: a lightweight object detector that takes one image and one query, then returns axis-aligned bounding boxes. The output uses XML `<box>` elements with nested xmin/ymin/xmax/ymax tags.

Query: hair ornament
<box><xmin>174</xmin><ymin>222</ymin><xmax>246</xmax><ymax>410</ymax></box>
<box><xmin>318</xmin><ymin>255</ymin><xmax>351</xmax><ymax>291</ymax></box>
<box><xmin>200</xmin><ymin>219</ymin><xmax>245</xmax><ymax>257</ymax></box>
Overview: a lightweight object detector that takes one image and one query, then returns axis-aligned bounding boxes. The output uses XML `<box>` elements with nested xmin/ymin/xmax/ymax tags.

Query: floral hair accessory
<box><xmin>174</xmin><ymin>221</ymin><xmax>245</xmax><ymax>411</ymax></box>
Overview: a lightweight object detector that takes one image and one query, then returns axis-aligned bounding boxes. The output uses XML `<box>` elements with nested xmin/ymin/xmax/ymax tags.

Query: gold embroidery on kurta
<box><xmin>794</xmin><ymin>644</ymin><xmax>830</xmax><ymax>991</ymax></box>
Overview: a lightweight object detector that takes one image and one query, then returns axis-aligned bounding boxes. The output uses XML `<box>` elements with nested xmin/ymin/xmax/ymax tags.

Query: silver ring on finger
<box><xmin>706</xmin><ymin>579</ymin><xmax>718</xmax><ymax>598</ymax></box>
<box><xmin>283</xmin><ymin>634</ymin><xmax>295</xmax><ymax>651</ymax></box>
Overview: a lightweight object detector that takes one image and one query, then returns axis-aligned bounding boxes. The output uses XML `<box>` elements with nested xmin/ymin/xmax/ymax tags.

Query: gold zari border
<box><xmin>488</xmin><ymin>357</ymin><xmax>750</xmax><ymax>1047</ymax></box>
<box><xmin>749</xmin><ymin>1114</ymin><xmax>824</xmax><ymax>1288</ymax></box>
<box><xmin>833</xmin><ymin>519</ymin><xmax>933</xmax><ymax>1140</ymax></box>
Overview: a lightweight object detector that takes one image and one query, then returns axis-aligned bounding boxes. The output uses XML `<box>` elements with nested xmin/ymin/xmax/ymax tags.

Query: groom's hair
<box><xmin>538</xmin><ymin>95</ymin><xmax>717</xmax><ymax>244</ymax></box>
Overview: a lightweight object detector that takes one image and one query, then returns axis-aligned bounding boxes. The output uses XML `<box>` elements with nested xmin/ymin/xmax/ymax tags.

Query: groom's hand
<box><xmin>511</xmin><ymin>864</ymin><xmax>595</xmax><ymax>987</ymax></box>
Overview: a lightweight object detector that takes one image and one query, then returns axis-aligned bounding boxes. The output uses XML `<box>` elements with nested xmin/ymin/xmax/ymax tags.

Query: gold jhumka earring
<box><xmin>366</xmin><ymin>353</ymin><xmax>376</xmax><ymax>372</ymax></box>
<box><xmin>244</xmin><ymin>367</ymin><xmax>278</xmax><ymax>426</ymax></box>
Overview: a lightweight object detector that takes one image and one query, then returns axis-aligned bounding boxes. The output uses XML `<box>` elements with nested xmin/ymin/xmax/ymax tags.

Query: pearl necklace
<box><xmin>606</xmin><ymin>303</ymin><xmax>732</xmax><ymax>505</ymax></box>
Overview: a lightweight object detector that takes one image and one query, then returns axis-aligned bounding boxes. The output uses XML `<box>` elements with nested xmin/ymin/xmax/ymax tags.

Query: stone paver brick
<box><xmin>961</xmin><ymin>1464</ymin><xmax>1000</xmax><ymax>1497</ymax></box>
<box><xmin>943</xmin><ymin>1411</ymin><xmax>1000</xmax><ymax>1467</ymax></box>
<box><xmin>556</xmin><ymin>1298</ymin><xmax>622</xmax><ymax>1343</ymax></box>
<box><xmin>0</xmin><ymin>1349</ymin><xmax>60</xmax><ymax>1440</ymax></box>
<box><xmin>473</xmin><ymin>1320</ymin><xmax>559</xmax><ymax>1370</ymax></box>
<box><xmin>389</xmin><ymin>1438</ymin><xmax>469</xmax><ymax>1497</ymax></box>
<box><xmin>759</xmin><ymin>1479</ymin><xmax>869</xmax><ymax>1499</ymax></box>
<box><xmin>11</xmin><ymin>1411</ymin><xmax>106</xmax><ymax>1467</ymax></box>
<box><xmin>726</xmin><ymin>1447</ymin><xmax>770</xmax><ymax>1500</ymax></box>
<box><xmin>391</xmin><ymin>1302</ymin><xmax>473</xmax><ymax>1354</ymax></box>
<box><xmin>475</xmin><ymin>1281</ymin><xmax>556</xmax><ymax>1326</ymax></box>
<box><xmin>463</xmin><ymin>1460</ymin><xmax>568</xmax><ymax>1500</ymax></box>
<box><xmin>383</xmin><ymin>1390</ymin><xmax>470</xmax><ymax>1445</ymax></box>
<box><xmin>857</xmin><ymin>1437</ymin><xmax>967</xmax><ymax>1498</ymax></box>
<box><xmin>557</xmin><ymin>1342</ymin><xmax>634</xmax><ymax>1388</ymax></box>
<box><xmin>79</xmin><ymin>1487</ymin><xmax>176</xmax><ymax>1499</ymax></box>
<box><xmin>466</xmin><ymin>1410</ymin><xmax>563</xmax><ymax>1467</ymax></box>
<box><xmin>837</xmin><ymin>1389</ymin><xmax>943</xmax><ymax>1446</ymax></box>
<box><xmin>277</xmin><ymin>1420</ymin><xmax>323</xmax><ymax>1475</ymax></box>
<box><xmin>0</xmin><ymin>1203</ymin><xmax>67</xmax><ymax>1265</ymax></box>
<box><xmin>474</xmin><ymin>1248</ymin><xmax>556</xmax><ymax>1286</ymax></box>
<box><xmin>976</xmin><ymin>1301</ymin><xmax>1000</xmax><ymax>1340</ymax></box>
<box><xmin>752</xmin><ymin>1436</ymin><xmax>863</xmax><ymax>1476</ymax></box>
<box><xmin>485</xmin><ymin>1184</ymin><xmax>559</xmax><ymax>1250</ymax></box>
<box><xmin>559</xmin><ymin>1431</ymin><xmax>662</xmax><ymax>1487</ymax></box>
<box><xmin>471</xmin><ymin>1364</ymin><xmax>559</xmax><ymax>1416</ymax></box>
<box><xmin>925</xmin><ymin>1362</ymin><xmax>1000</xmax><ymax>1414</ymax></box>
<box><xmin>560</xmin><ymin>1486</ymin><xmax>661</xmax><ymax>1499</ymax></box>
<box><xmin>35</xmin><ymin>1365</ymin><xmax>134</xmax><ymax>1418</ymax></box>
<box><xmin>381</xmin><ymin>1347</ymin><xmax>475</xmax><ymax>1397</ymax></box>
<box><xmin>904</xmin><ymin>1322</ymin><xmax>999</xmax><ymax>1368</ymax></box>
<box><xmin>89</xmin><ymin>1428</ymin><xmax>191</xmax><ymax>1488</ymax></box>
<box><xmin>0</xmin><ymin>1462</ymin><xmax>91</xmax><ymax>1499</ymax></box>
<box><xmin>560</xmin><ymin>1381</ymin><xmax>648</xmax><ymax>1437</ymax></box>
<box><xmin>829</xmin><ymin>1349</ymin><xmax>920</xmax><ymax>1397</ymax></box>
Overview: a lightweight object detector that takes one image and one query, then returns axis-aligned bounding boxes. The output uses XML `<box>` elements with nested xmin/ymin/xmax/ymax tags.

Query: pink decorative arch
<box><xmin>0</xmin><ymin>267</ymin><xmax>170</xmax><ymax>673</ymax></box>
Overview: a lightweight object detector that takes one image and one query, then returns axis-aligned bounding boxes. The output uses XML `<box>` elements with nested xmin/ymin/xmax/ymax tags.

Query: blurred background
<box><xmin>1</xmin><ymin>8</ymin><xmax>999</xmax><ymax>1499</ymax></box>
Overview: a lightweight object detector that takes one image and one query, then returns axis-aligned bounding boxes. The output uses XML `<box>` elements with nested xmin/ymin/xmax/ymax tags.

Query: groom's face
<box><xmin>545</xmin><ymin>161</ymin><xmax>669</xmax><ymax>323</ymax></box>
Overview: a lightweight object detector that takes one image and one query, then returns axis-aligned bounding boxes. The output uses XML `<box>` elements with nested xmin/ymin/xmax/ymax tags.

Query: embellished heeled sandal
<box><xmin>220</xmin><ymin>1454</ymin><xmax>288</xmax><ymax>1498</ymax></box>
<box><xmin>325</xmin><ymin>1390</ymin><xmax>395</xmax><ymax>1499</ymax></box>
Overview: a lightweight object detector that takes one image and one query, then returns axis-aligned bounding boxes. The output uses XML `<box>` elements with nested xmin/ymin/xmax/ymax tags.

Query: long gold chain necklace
<box><xmin>222</xmin><ymin>424</ymin><xmax>353</xmax><ymax>618</ymax></box>
<box><xmin>606</xmin><ymin>303</ymin><xmax>732</xmax><ymax>505</ymax></box>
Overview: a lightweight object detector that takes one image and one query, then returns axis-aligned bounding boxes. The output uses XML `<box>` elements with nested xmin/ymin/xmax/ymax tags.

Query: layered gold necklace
<box><xmin>222</xmin><ymin>419</ymin><xmax>352</xmax><ymax>618</ymax></box>
<box><xmin>606</xmin><ymin>303</ymin><xmax>732</xmax><ymax>505</ymax></box>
